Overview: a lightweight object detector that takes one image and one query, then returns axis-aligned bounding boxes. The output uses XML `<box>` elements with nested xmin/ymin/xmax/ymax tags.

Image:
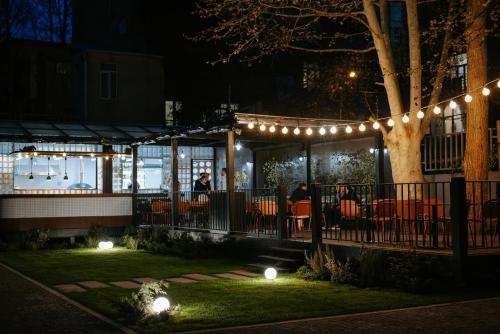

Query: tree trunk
<box><xmin>463</xmin><ymin>0</ymin><xmax>488</xmax><ymax>218</ymax></box>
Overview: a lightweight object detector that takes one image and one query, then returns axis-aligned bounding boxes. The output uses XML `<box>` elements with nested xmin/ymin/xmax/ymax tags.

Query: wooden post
<box><xmin>226</xmin><ymin>130</ymin><xmax>235</xmax><ymax>232</ymax></box>
<box><xmin>252</xmin><ymin>150</ymin><xmax>257</xmax><ymax>189</ymax></box>
<box><xmin>376</xmin><ymin>133</ymin><xmax>386</xmax><ymax>198</ymax></box>
<box><xmin>450</xmin><ymin>177</ymin><xmax>467</xmax><ymax>283</ymax></box>
<box><xmin>131</xmin><ymin>145</ymin><xmax>138</xmax><ymax>225</ymax></box>
<box><xmin>171</xmin><ymin>139</ymin><xmax>179</xmax><ymax>227</ymax></box>
<box><xmin>102</xmin><ymin>145</ymin><xmax>113</xmax><ymax>193</ymax></box>
<box><xmin>277</xmin><ymin>185</ymin><xmax>288</xmax><ymax>239</ymax></box>
<box><xmin>311</xmin><ymin>183</ymin><xmax>322</xmax><ymax>248</ymax></box>
<box><xmin>306</xmin><ymin>142</ymin><xmax>312</xmax><ymax>186</ymax></box>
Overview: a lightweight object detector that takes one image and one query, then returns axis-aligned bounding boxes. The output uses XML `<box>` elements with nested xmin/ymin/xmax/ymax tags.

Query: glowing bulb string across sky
<box><xmin>239</xmin><ymin>78</ymin><xmax>500</xmax><ymax>135</ymax></box>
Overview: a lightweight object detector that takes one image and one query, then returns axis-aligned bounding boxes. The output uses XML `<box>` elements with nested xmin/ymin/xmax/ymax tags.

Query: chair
<box><xmin>256</xmin><ymin>200</ymin><xmax>278</xmax><ymax>232</ymax></box>
<box><xmin>395</xmin><ymin>200</ymin><xmax>423</xmax><ymax>243</ymax></box>
<box><xmin>468</xmin><ymin>199</ymin><xmax>500</xmax><ymax>247</ymax></box>
<box><xmin>150</xmin><ymin>200</ymin><xmax>170</xmax><ymax>225</ymax></box>
<box><xmin>290</xmin><ymin>200</ymin><xmax>311</xmax><ymax>234</ymax></box>
<box><xmin>339</xmin><ymin>200</ymin><xmax>360</xmax><ymax>220</ymax></box>
<box><xmin>372</xmin><ymin>199</ymin><xmax>396</xmax><ymax>241</ymax></box>
<box><xmin>422</xmin><ymin>198</ymin><xmax>447</xmax><ymax>246</ymax></box>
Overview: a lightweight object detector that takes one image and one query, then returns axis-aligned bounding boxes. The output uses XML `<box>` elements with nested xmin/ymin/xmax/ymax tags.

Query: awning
<box><xmin>0</xmin><ymin>121</ymin><xmax>169</xmax><ymax>145</ymax></box>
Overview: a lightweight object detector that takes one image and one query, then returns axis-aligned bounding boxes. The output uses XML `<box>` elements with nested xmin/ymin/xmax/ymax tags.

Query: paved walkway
<box><xmin>178</xmin><ymin>297</ymin><xmax>500</xmax><ymax>334</ymax></box>
<box><xmin>0</xmin><ymin>264</ymin><xmax>128</xmax><ymax>334</ymax></box>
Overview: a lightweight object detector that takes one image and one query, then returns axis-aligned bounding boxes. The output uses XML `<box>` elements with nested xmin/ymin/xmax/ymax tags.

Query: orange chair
<box><xmin>422</xmin><ymin>198</ymin><xmax>447</xmax><ymax>246</ymax></box>
<box><xmin>372</xmin><ymin>199</ymin><xmax>396</xmax><ymax>241</ymax></box>
<box><xmin>395</xmin><ymin>200</ymin><xmax>423</xmax><ymax>242</ymax></box>
<box><xmin>256</xmin><ymin>200</ymin><xmax>277</xmax><ymax>231</ymax></box>
<box><xmin>339</xmin><ymin>200</ymin><xmax>360</xmax><ymax>220</ymax></box>
<box><xmin>290</xmin><ymin>200</ymin><xmax>311</xmax><ymax>234</ymax></box>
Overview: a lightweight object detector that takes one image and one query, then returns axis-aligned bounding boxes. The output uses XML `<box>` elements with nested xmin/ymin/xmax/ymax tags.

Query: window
<box><xmin>100</xmin><ymin>63</ymin><xmax>117</xmax><ymax>99</ymax></box>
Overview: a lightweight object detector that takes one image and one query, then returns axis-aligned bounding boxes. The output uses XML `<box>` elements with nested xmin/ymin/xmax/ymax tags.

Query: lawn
<box><xmin>0</xmin><ymin>248</ymin><xmax>496</xmax><ymax>333</ymax></box>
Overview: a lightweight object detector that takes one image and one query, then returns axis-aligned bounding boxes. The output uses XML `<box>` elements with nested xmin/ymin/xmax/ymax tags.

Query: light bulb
<box><xmin>449</xmin><ymin>100</ymin><xmax>457</xmax><ymax>109</ymax></box>
<box><xmin>369</xmin><ymin>148</ymin><xmax>375</xmax><ymax>154</ymax></box>
<box><xmin>464</xmin><ymin>94</ymin><xmax>472</xmax><ymax>103</ymax></box>
<box><xmin>417</xmin><ymin>110</ymin><xmax>424</xmax><ymax>119</ymax></box>
<box><xmin>259</xmin><ymin>124</ymin><xmax>266</xmax><ymax>132</ymax></box>
<box><xmin>293</xmin><ymin>127</ymin><xmax>300</xmax><ymax>135</ymax></box>
<box><xmin>358</xmin><ymin>123</ymin><xmax>366</xmax><ymax>132</ymax></box>
<box><xmin>387</xmin><ymin>118</ymin><xmax>394</xmax><ymax>127</ymax></box>
<box><xmin>305</xmin><ymin>127</ymin><xmax>313</xmax><ymax>136</ymax></box>
<box><xmin>402</xmin><ymin>114</ymin><xmax>410</xmax><ymax>123</ymax></box>
<box><xmin>269</xmin><ymin>125</ymin><xmax>276</xmax><ymax>133</ymax></box>
<box><xmin>349</xmin><ymin>71</ymin><xmax>356</xmax><ymax>78</ymax></box>
<box><xmin>433</xmin><ymin>106</ymin><xmax>442</xmax><ymax>114</ymax></box>
<box><xmin>329</xmin><ymin>126</ymin><xmax>337</xmax><ymax>134</ymax></box>
<box><xmin>281</xmin><ymin>126</ymin><xmax>288</xmax><ymax>135</ymax></box>
<box><xmin>482</xmin><ymin>87</ymin><xmax>490</xmax><ymax>96</ymax></box>
<box><xmin>248</xmin><ymin>122</ymin><xmax>255</xmax><ymax>129</ymax></box>
<box><xmin>235</xmin><ymin>143</ymin><xmax>242</xmax><ymax>151</ymax></box>
<box><xmin>372</xmin><ymin>121</ymin><xmax>380</xmax><ymax>130</ymax></box>
<box><xmin>319</xmin><ymin>127</ymin><xmax>326</xmax><ymax>135</ymax></box>
<box><xmin>497</xmin><ymin>80</ymin><xmax>500</xmax><ymax>88</ymax></box>
<box><xmin>345</xmin><ymin>125</ymin><xmax>352</xmax><ymax>134</ymax></box>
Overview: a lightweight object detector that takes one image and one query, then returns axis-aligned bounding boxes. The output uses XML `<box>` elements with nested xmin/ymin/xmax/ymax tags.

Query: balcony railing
<box><xmin>421</xmin><ymin>128</ymin><xmax>497</xmax><ymax>173</ymax></box>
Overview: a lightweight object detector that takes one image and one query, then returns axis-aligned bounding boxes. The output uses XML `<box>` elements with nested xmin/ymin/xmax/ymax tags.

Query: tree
<box><xmin>195</xmin><ymin>0</ymin><xmax>458</xmax><ymax>186</ymax></box>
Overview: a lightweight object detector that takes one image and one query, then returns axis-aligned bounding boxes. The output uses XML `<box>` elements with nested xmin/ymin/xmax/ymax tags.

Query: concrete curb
<box><xmin>0</xmin><ymin>261</ymin><xmax>137</xmax><ymax>334</ymax></box>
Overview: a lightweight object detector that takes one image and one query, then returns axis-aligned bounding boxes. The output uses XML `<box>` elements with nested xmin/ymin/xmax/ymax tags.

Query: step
<box><xmin>258</xmin><ymin>255</ymin><xmax>297</xmax><ymax>262</ymax></box>
<box><xmin>271</xmin><ymin>246</ymin><xmax>306</xmax><ymax>254</ymax></box>
<box><xmin>248</xmin><ymin>263</ymin><xmax>287</xmax><ymax>271</ymax></box>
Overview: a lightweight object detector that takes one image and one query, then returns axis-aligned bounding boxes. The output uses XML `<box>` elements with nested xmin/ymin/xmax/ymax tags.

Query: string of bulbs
<box><xmin>241</xmin><ymin>78</ymin><xmax>500</xmax><ymax>136</ymax></box>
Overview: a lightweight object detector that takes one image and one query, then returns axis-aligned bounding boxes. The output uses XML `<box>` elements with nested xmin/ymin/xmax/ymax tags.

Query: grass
<box><xmin>0</xmin><ymin>248</ymin><xmax>498</xmax><ymax>333</ymax></box>
<box><xmin>0</xmin><ymin>248</ymin><xmax>247</xmax><ymax>285</ymax></box>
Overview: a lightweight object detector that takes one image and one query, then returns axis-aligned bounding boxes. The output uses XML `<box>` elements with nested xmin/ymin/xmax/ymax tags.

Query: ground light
<box><xmin>264</xmin><ymin>267</ymin><xmax>278</xmax><ymax>280</ymax></box>
<box><xmin>98</xmin><ymin>241</ymin><xmax>114</xmax><ymax>250</ymax></box>
<box><xmin>152</xmin><ymin>296</ymin><xmax>170</xmax><ymax>314</ymax></box>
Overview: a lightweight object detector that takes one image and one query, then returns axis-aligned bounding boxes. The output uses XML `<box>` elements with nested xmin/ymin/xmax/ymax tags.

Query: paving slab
<box><xmin>230</xmin><ymin>270</ymin><xmax>260</xmax><ymax>277</ymax></box>
<box><xmin>109</xmin><ymin>281</ymin><xmax>141</xmax><ymax>289</ymax></box>
<box><xmin>54</xmin><ymin>284</ymin><xmax>86</xmax><ymax>293</ymax></box>
<box><xmin>213</xmin><ymin>273</ymin><xmax>249</xmax><ymax>280</ymax></box>
<box><xmin>183</xmin><ymin>273</ymin><xmax>219</xmax><ymax>281</ymax></box>
<box><xmin>166</xmin><ymin>277</ymin><xmax>198</xmax><ymax>284</ymax></box>
<box><xmin>77</xmin><ymin>281</ymin><xmax>110</xmax><ymax>289</ymax></box>
<box><xmin>132</xmin><ymin>277</ymin><xmax>158</xmax><ymax>284</ymax></box>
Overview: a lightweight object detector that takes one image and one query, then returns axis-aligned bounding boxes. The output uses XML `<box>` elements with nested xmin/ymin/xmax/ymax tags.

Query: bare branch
<box><xmin>287</xmin><ymin>45</ymin><xmax>376</xmax><ymax>53</ymax></box>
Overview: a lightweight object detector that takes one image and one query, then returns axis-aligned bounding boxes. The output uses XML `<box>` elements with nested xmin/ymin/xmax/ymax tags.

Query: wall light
<box><xmin>235</xmin><ymin>143</ymin><xmax>242</xmax><ymax>151</ymax></box>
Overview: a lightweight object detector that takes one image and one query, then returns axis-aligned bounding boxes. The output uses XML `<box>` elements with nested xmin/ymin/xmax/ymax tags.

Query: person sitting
<box><xmin>336</xmin><ymin>185</ymin><xmax>360</xmax><ymax>204</ymax></box>
<box><xmin>290</xmin><ymin>182</ymin><xmax>309</xmax><ymax>203</ymax></box>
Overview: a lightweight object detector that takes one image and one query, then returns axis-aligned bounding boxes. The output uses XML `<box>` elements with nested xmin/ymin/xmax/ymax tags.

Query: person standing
<box><xmin>220</xmin><ymin>168</ymin><xmax>227</xmax><ymax>190</ymax></box>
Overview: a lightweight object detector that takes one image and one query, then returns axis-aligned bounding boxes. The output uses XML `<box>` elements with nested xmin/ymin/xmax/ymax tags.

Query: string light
<box><xmin>464</xmin><ymin>94</ymin><xmax>472</xmax><ymax>103</ymax></box>
<box><xmin>402</xmin><ymin>114</ymin><xmax>410</xmax><ymax>123</ymax></box>
<box><xmin>349</xmin><ymin>71</ymin><xmax>356</xmax><ymax>78</ymax></box>
<box><xmin>248</xmin><ymin>122</ymin><xmax>255</xmax><ymax>129</ymax></box>
<box><xmin>449</xmin><ymin>100</ymin><xmax>457</xmax><ymax>109</ymax></box>
<box><xmin>319</xmin><ymin>127</ymin><xmax>326</xmax><ymax>135</ymax></box>
<box><xmin>293</xmin><ymin>127</ymin><xmax>300</xmax><ymax>135</ymax></box>
<box><xmin>416</xmin><ymin>110</ymin><xmax>424</xmax><ymax>119</ymax></box>
<box><xmin>281</xmin><ymin>126</ymin><xmax>288</xmax><ymax>135</ymax></box>
<box><xmin>433</xmin><ymin>106</ymin><xmax>441</xmax><ymax>114</ymax></box>
<box><xmin>269</xmin><ymin>125</ymin><xmax>276</xmax><ymax>133</ymax></box>
<box><xmin>482</xmin><ymin>87</ymin><xmax>490</xmax><ymax>96</ymax></box>
<box><xmin>305</xmin><ymin>127</ymin><xmax>313</xmax><ymax>136</ymax></box>
<box><xmin>259</xmin><ymin>124</ymin><xmax>266</xmax><ymax>132</ymax></box>
<box><xmin>387</xmin><ymin>118</ymin><xmax>394</xmax><ymax>127</ymax></box>
<box><xmin>330</xmin><ymin>126</ymin><xmax>337</xmax><ymax>134</ymax></box>
<box><xmin>497</xmin><ymin>80</ymin><xmax>500</xmax><ymax>88</ymax></box>
<box><xmin>358</xmin><ymin>123</ymin><xmax>366</xmax><ymax>132</ymax></box>
<box><xmin>345</xmin><ymin>125</ymin><xmax>352</xmax><ymax>134</ymax></box>
<box><xmin>372</xmin><ymin>121</ymin><xmax>380</xmax><ymax>130</ymax></box>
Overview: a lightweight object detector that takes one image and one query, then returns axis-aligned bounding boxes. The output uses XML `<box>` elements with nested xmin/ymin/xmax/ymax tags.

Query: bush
<box><xmin>302</xmin><ymin>245</ymin><xmax>332</xmax><ymax>280</ymax></box>
<box><xmin>359</xmin><ymin>249</ymin><xmax>390</xmax><ymax>287</ymax></box>
<box><xmin>116</xmin><ymin>280</ymin><xmax>178</xmax><ymax>323</ymax></box>
<box><xmin>19</xmin><ymin>229</ymin><xmax>50</xmax><ymax>250</ymax></box>
<box><xmin>295</xmin><ymin>265</ymin><xmax>318</xmax><ymax>280</ymax></box>
<box><xmin>325</xmin><ymin>254</ymin><xmax>359</xmax><ymax>284</ymax></box>
<box><xmin>85</xmin><ymin>226</ymin><xmax>108</xmax><ymax>248</ymax></box>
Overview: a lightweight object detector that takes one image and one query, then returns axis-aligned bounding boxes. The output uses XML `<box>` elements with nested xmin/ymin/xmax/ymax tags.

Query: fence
<box><xmin>134</xmin><ymin>188</ymin><xmax>278</xmax><ymax>236</ymax></box>
<box><xmin>133</xmin><ymin>179</ymin><xmax>500</xmax><ymax>253</ymax></box>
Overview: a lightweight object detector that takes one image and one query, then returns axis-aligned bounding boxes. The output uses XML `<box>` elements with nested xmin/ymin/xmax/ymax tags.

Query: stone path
<box><xmin>175</xmin><ymin>297</ymin><xmax>500</xmax><ymax>334</ymax></box>
<box><xmin>0</xmin><ymin>263</ymin><xmax>127</xmax><ymax>334</ymax></box>
<box><xmin>54</xmin><ymin>270</ymin><xmax>262</xmax><ymax>293</ymax></box>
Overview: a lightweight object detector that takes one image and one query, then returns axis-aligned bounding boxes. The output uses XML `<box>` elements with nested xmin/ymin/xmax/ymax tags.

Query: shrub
<box><xmin>325</xmin><ymin>254</ymin><xmax>359</xmax><ymax>284</ymax></box>
<box><xmin>359</xmin><ymin>249</ymin><xmax>390</xmax><ymax>287</ymax></box>
<box><xmin>85</xmin><ymin>226</ymin><xmax>107</xmax><ymax>248</ymax></box>
<box><xmin>19</xmin><ymin>229</ymin><xmax>50</xmax><ymax>250</ymax></box>
<box><xmin>122</xmin><ymin>234</ymin><xmax>140</xmax><ymax>250</ymax></box>
<box><xmin>116</xmin><ymin>280</ymin><xmax>178</xmax><ymax>323</ymax></box>
<box><xmin>303</xmin><ymin>245</ymin><xmax>331</xmax><ymax>280</ymax></box>
<box><xmin>295</xmin><ymin>265</ymin><xmax>318</xmax><ymax>280</ymax></box>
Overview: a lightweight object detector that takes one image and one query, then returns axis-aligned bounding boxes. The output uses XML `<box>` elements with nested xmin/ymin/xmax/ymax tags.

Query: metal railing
<box><xmin>319</xmin><ymin>183</ymin><xmax>451</xmax><ymax>249</ymax></box>
<box><xmin>422</xmin><ymin>128</ymin><xmax>497</xmax><ymax>172</ymax></box>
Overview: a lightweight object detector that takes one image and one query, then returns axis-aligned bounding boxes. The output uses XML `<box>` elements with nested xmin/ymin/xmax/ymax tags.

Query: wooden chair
<box><xmin>396</xmin><ymin>200</ymin><xmax>423</xmax><ymax>243</ymax></box>
<box><xmin>256</xmin><ymin>200</ymin><xmax>277</xmax><ymax>232</ymax></box>
<box><xmin>290</xmin><ymin>200</ymin><xmax>311</xmax><ymax>234</ymax></box>
<box><xmin>339</xmin><ymin>199</ymin><xmax>360</xmax><ymax>220</ymax></box>
<box><xmin>372</xmin><ymin>199</ymin><xmax>396</xmax><ymax>241</ymax></box>
<box><xmin>422</xmin><ymin>198</ymin><xmax>447</xmax><ymax>246</ymax></box>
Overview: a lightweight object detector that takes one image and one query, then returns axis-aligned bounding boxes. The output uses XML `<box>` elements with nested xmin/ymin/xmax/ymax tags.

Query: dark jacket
<box><xmin>194</xmin><ymin>179</ymin><xmax>211</xmax><ymax>192</ymax></box>
<box><xmin>290</xmin><ymin>187</ymin><xmax>309</xmax><ymax>203</ymax></box>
